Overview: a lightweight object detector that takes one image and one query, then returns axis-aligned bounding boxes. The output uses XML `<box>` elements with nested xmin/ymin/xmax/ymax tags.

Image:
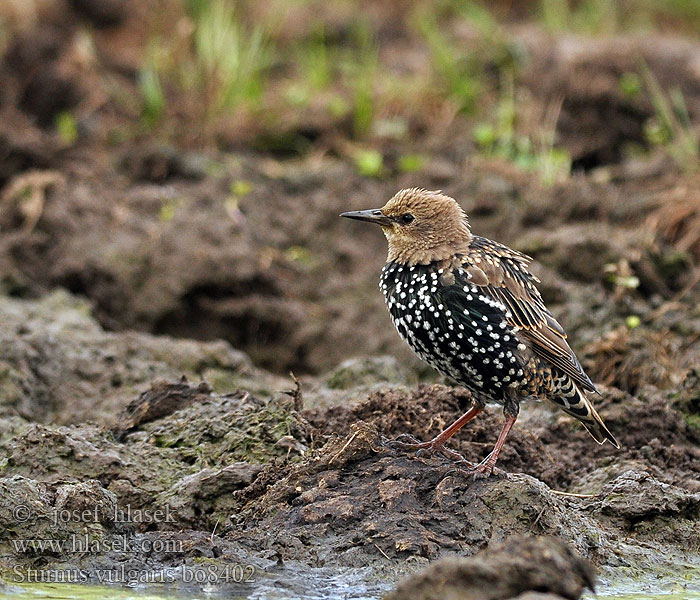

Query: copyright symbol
<box><xmin>13</xmin><ymin>505</ymin><xmax>31</xmax><ymax>522</ymax></box>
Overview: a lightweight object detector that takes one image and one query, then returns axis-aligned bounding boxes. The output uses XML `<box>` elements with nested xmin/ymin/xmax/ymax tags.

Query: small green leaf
<box><xmin>327</xmin><ymin>95</ymin><xmax>350</xmax><ymax>118</ymax></box>
<box><xmin>231</xmin><ymin>180</ymin><xmax>253</xmax><ymax>197</ymax></box>
<box><xmin>160</xmin><ymin>199</ymin><xmax>177</xmax><ymax>222</ymax></box>
<box><xmin>55</xmin><ymin>111</ymin><xmax>78</xmax><ymax>144</ymax></box>
<box><xmin>619</xmin><ymin>72</ymin><xmax>642</xmax><ymax>98</ymax></box>
<box><xmin>284</xmin><ymin>84</ymin><xmax>310</xmax><ymax>107</ymax></box>
<box><xmin>354</xmin><ymin>149</ymin><xmax>384</xmax><ymax>178</ymax></box>
<box><xmin>626</xmin><ymin>315</ymin><xmax>641</xmax><ymax>329</ymax></box>
<box><xmin>618</xmin><ymin>275</ymin><xmax>640</xmax><ymax>289</ymax></box>
<box><xmin>473</xmin><ymin>123</ymin><xmax>496</xmax><ymax>149</ymax></box>
<box><xmin>139</xmin><ymin>66</ymin><xmax>166</xmax><ymax>127</ymax></box>
<box><xmin>398</xmin><ymin>154</ymin><xmax>426</xmax><ymax>173</ymax></box>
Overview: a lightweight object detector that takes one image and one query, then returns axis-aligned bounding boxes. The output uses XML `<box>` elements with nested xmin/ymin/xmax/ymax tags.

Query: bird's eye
<box><xmin>400</xmin><ymin>213</ymin><xmax>415</xmax><ymax>224</ymax></box>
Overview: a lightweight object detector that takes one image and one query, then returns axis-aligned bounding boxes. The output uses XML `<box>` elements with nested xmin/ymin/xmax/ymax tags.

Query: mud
<box><xmin>0</xmin><ymin>291</ymin><xmax>698</xmax><ymax>595</ymax></box>
<box><xmin>386</xmin><ymin>536</ymin><xmax>596</xmax><ymax>600</ymax></box>
<box><xmin>1</xmin><ymin>3</ymin><xmax>700</xmax><ymax>599</ymax></box>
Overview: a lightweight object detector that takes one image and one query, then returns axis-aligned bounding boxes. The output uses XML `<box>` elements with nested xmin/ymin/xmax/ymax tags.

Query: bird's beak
<box><xmin>340</xmin><ymin>209</ymin><xmax>393</xmax><ymax>226</ymax></box>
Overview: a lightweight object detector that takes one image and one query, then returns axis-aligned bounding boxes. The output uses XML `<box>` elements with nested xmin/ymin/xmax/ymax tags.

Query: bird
<box><xmin>341</xmin><ymin>188</ymin><xmax>619</xmax><ymax>477</ymax></box>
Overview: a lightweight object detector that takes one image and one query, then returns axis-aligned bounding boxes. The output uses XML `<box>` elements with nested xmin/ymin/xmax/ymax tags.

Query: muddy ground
<box><xmin>0</xmin><ymin>296</ymin><xmax>698</xmax><ymax>597</ymax></box>
<box><xmin>1</xmin><ymin>1</ymin><xmax>700</xmax><ymax>599</ymax></box>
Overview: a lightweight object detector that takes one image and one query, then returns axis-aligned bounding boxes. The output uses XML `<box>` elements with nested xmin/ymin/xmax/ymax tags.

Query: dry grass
<box><xmin>647</xmin><ymin>181</ymin><xmax>700</xmax><ymax>262</ymax></box>
<box><xmin>582</xmin><ymin>326</ymin><xmax>681</xmax><ymax>394</ymax></box>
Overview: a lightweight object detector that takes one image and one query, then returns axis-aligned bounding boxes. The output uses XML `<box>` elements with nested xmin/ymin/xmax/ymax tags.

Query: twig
<box><xmin>329</xmin><ymin>430</ymin><xmax>359</xmax><ymax>464</ymax></box>
<box><xmin>550</xmin><ymin>490</ymin><xmax>597</xmax><ymax>498</ymax></box>
<box><xmin>210</xmin><ymin>518</ymin><xmax>220</xmax><ymax>545</ymax></box>
<box><xmin>533</xmin><ymin>506</ymin><xmax>546</xmax><ymax>527</ymax></box>
<box><xmin>374</xmin><ymin>543</ymin><xmax>391</xmax><ymax>560</ymax></box>
<box><xmin>284</xmin><ymin>371</ymin><xmax>304</xmax><ymax>412</ymax></box>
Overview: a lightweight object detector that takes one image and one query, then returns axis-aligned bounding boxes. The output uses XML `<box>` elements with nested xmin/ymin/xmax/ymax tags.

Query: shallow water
<box><xmin>2</xmin><ymin>567</ymin><xmax>700</xmax><ymax>600</ymax></box>
<box><xmin>0</xmin><ymin>566</ymin><xmax>392</xmax><ymax>600</ymax></box>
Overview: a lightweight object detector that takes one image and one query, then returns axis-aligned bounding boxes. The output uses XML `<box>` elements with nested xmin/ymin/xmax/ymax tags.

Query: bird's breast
<box><xmin>380</xmin><ymin>262</ymin><xmax>530</xmax><ymax>400</ymax></box>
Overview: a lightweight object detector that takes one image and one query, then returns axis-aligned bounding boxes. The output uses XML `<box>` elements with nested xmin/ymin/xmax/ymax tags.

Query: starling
<box><xmin>341</xmin><ymin>188</ymin><xmax>619</xmax><ymax>477</ymax></box>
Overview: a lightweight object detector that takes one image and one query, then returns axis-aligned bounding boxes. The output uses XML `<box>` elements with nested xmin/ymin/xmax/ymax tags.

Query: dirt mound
<box><xmin>386</xmin><ymin>536</ymin><xmax>595</xmax><ymax>600</ymax></box>
<box><xmin>303</xmin><ymin>381</ymin><xmax>700</xmax><ymax>491</ymax></box>
<box><xmin>229</xmin><ymin>422</ymin><xmax>603</xmax><ymax>566</ymax></box>
<box><xmin>0</xmin><ymin>291</ymin><xmax>277</xmax><ymax>424</ymax></box>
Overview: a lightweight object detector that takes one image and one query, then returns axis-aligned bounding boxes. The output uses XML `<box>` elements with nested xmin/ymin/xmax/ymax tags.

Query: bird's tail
<box><xmin>551</xmin><ymin>377</ymin><xmax>620</xmax><ymax>448</ymax></box>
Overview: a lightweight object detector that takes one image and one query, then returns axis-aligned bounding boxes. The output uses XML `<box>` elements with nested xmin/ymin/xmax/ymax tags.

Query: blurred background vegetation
<box><xmin>1</xmin><ymin>0</ymin><xmax>699</xmax><ymax>185</ymax></box>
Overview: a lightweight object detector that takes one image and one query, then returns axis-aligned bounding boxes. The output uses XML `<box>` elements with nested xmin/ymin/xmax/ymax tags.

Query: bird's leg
<box><xmin>468</xmin><ymin>413</ymin><xmax>517</xmax><ymax>478</ymax></box>
<box><xmin>386</xmin><ymin>404</ymin><xmax>483</xmax><ymax>464</ymax></box>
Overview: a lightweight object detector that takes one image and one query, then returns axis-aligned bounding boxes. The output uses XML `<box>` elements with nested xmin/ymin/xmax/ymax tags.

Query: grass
<box><xmin>539</xmin><ymin>0</ymin><xmax>700</xmax><ymax>34</ymax></box>
<box><xmin>641</xmin><ymin>62</ymin><xmax>698</xmax><ymax>172</ymax></box>
<box><xmin>189</xmin><ymin>0</ymin><xmax>270</xmax><ymax>113</ymax></box>
<box><xmin>415</xmin><ymin>11</ymin><xmax>483</xmax><ymax>115</ymax></box>
<box><xmin>540</xmin><ymin>0</ymin><xmax>620</xmax><ymax>33</ymax></box>
<box><xmin>296</xmin><ymin>24</ymin><xmax>332</xmax><ymax>91</ymax></box>
<box><xmin>138</xmin><ymin>0</ymin><xmax>272</xmax><ymax>127</ymax></box>
<box><xmin>123</xmin><ymin>0</ymin><xmax>700</xmax><ymax>177</ymax></box>
<box><xmin>343</xmin><ymin>22</ymin><xmax>379</xmax><ymax>138</ymax></box>
<box><xmin>284</xmin><ymin>25</ymin><xmax>333</xmax><ymax>109</ymax></box>
<box><xmin>139</xmin><ymin>41</ymin><xmax>167</xmax><ymax>127</ymax></box>
<box><xmin>472</xmin><ymin>74</ymin><xmax>571</xmax><ymax>185</ymax></box>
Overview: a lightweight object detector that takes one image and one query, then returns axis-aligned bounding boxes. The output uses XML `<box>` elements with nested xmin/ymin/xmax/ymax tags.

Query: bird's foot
<box><xmin>384</xmin><ymin>433</ymin><xmax>424</xmax><ymax>447</ymax></box>
<box><xmin>461</xmin><ymin>452</ymin><xmax>505</xmax><ymax>479</ymax></box>
<box><xmin>382</xmin><ymin>434</ymin><xmax>475</xmax><ymax>467</ymax></box>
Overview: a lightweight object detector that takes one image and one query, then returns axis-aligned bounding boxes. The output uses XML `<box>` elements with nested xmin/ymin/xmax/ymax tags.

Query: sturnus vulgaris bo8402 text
<box><xmin>341</xmin><ymin>188</ymin><xmax>618</xmax><ymax>477</ymax></box>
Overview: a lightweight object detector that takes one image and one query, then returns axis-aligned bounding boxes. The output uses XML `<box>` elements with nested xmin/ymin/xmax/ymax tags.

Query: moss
<box><xmin>202</xmin><ymin>368</ymin><xmax>240</xmax><ymax>393</ymax></box>
<box><xmin>683</xmin><ymin>413</ymin><xmax>700</xmax><ymax>435</ymax></box>
<box><xmin>325</xmin><ymin>357</ymin><xmax>416</xmax><ymax>390</ymax></box>
<box><xmin>144</xmin><ymin>394</ymin><xmax>309</xmax><ymax>466</ymax></box>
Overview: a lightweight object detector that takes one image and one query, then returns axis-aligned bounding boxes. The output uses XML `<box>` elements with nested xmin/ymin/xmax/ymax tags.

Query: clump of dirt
<box><xmin>673</xmin><ymin>368</ymin><xmax>700</xmax><ymax>438</ymax></box>
<box><xmin>139</xmin><ymin>386</ymin><xmax>310</xmax><ymax>467</ymax></box>
<box><xmin>303</xmin><ymin>381</ymin><xmax>700</xmax><ymax>492</ymax></box>
<box><xmin>0</xmin><ymin>346</ymin><xmax>312</xmax><ymax>535</ymax></box>
<box><xmin>386</xmin><ymin>535</ymin><xmax>595</xmax><ymax>600</ymax></box>
<box><xmin>114</xmin><ymin>378</ymin><xmax>215</xmax><ymax>437</ymax></box>
<box><xmin>224</xmin><ymin>407</ymin><xmax>698</xmax><ymax>578</ymax></box>
<box><xmin>228</xmin><ymin>422</ymin><xmax>604</xmax><ymax>566</ymax></box>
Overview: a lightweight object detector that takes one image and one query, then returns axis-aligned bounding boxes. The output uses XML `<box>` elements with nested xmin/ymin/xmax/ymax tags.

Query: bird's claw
<box><xmin>383</xmin><ymin>434</ymin><xmax>476</xmax><ymax>467</ymax></box>
<box><xmin>463</xmin><ymin>460</ymin><xmax>505</xmax><ymax>479</ymax></box>
<box><xmin>437</xmin><ymin>445</ymin><xmax>475</xmax><ymax>466</ymax></box>
<box><xmin>382</xmin><ymin>433</ymin><xmax>426</xmax><ymax>449</ymax></box>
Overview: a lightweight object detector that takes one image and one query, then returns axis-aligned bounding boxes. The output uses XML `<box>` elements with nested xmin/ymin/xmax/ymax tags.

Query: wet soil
<box><xmin>1</xmin><ymin>4</ymin><xmax>700</xmax><ymax>599</ymax></box>
<box><xmin>0</xmin><ymin>294</ymin><xmax>698</xmax><ymax>596</ymax></box>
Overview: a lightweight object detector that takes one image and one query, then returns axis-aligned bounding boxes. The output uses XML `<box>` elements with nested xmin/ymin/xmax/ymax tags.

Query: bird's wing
<box><xmin>458</xmin><ymin>236</ymin><xmax>598</xmax><ymax>393</ymax></box>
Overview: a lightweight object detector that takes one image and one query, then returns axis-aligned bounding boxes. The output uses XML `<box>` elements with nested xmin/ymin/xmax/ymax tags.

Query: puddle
<box><xmin>0</xmin><ymin>566</ymin><xmax>395</xmax><ymax>600</ymax></box>
<box><xmin>3</xmin><ymin>566</ymin><xmax>700</xmax><ymax>600</ymax></box>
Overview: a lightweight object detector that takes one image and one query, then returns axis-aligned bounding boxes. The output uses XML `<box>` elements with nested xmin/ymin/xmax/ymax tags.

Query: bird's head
<box><xmin>341</xmin><ymin>188</ymin><xmax>472</xmax><ymax>265</ymax></box>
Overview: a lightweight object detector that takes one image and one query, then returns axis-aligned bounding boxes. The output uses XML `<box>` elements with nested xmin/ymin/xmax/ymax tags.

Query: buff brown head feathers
<box><xmin>341</xmin><ymin>188</ymin><xmax>472</xmax><ymax>265</ymax></box>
